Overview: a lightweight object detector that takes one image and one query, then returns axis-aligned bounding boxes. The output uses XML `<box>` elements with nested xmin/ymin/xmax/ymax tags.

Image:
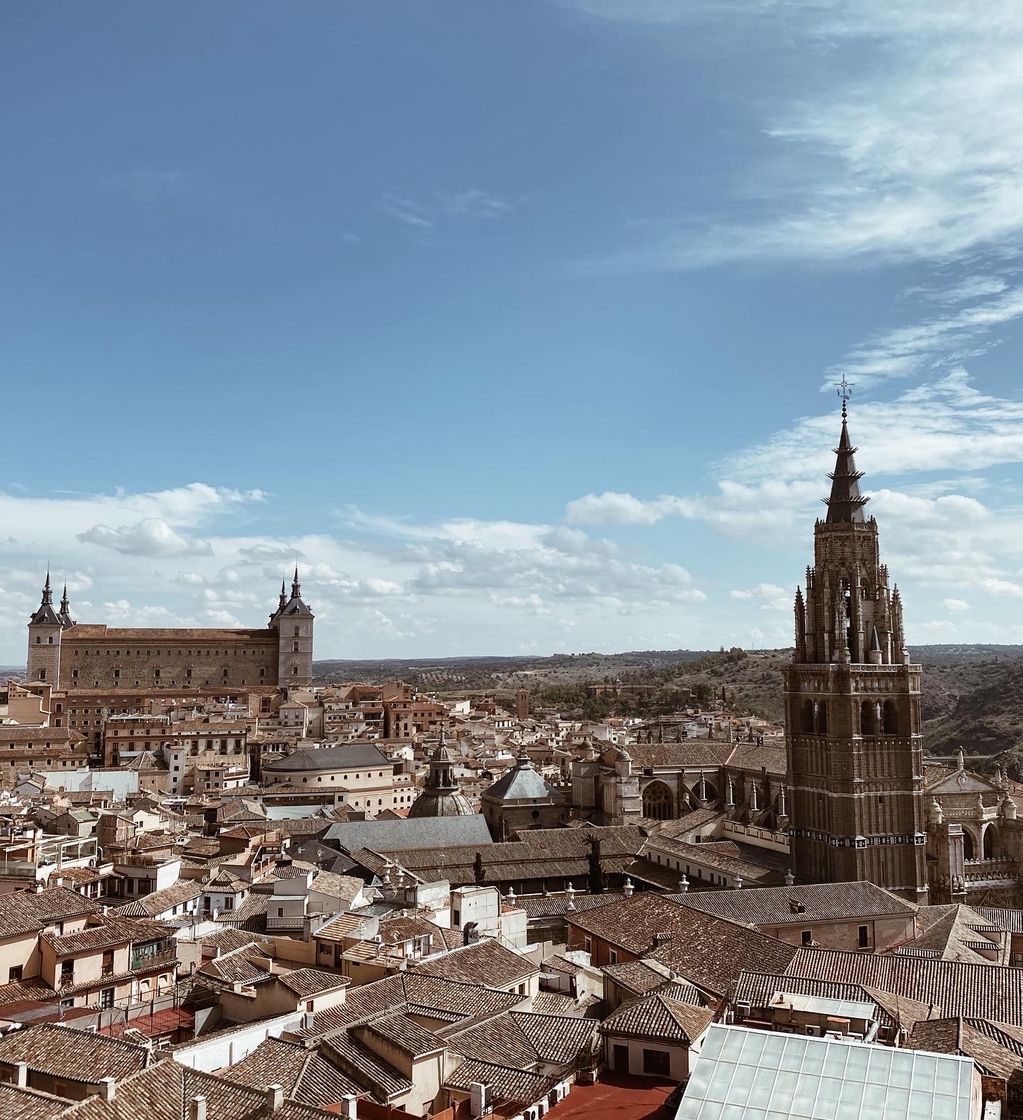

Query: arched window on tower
<box><xmin>815</xmin><ymin>701</ymin><xmax>828</xmax><ymax>734</ymax></box>
<box><xmin>801</xmin><ymin>700</ymin><xmax>815</xmax><ymax>733</ymax></box>
<box><xmin>642</xmin><ymin>781</ymin><xmax>674</xmax><ymax>821</ymax></box>
<box><xmin>861</xmin><ymin>701</ymin><xmax>878</xmax><ymax>736</ymax></box>
<box><xmin>882</xmin><ymin>701</ymin><xmax>898</xmax><ymax>735</ymax></box>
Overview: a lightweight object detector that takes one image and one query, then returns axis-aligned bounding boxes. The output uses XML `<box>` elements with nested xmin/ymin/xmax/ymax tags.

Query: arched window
<box><xmin>801</xmin><ymin>700</ymin><xmax>815</xmax><ymax>733</ymax></box>
<box><xmin>642</xmin><ymin>781</ymin><xmax>674</xmax><ymax>821</ymax></box>
<box><xmin>815</xmin><ymin>701</ymin><xmax>828</xmax><ymax>734</ymax></box>
<box><xmin>882</xmin><ymin>701</ymin><xmax>898</xmax><ymax>735</ymax></box>
<box><xmin>962</xmin><ymin>830</ymin><xmax>975</xmax><ymax>861</ymax></box>
<box><xmin>984</xmin><ymin>824</ymin><xmax>998</xmax><ymax>860</ymax></box>
<box><xmin>861</xmin><ymin>701</ymin><xmax>878</xmax><ymax>736</ymax></box>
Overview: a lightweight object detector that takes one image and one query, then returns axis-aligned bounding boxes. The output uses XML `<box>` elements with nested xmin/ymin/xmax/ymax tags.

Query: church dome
<box><xmin>408</xmin><ymin>740</ymin><xmax>474</xmax><ymax>818</ymax></box>
<box><xmin>407</xmin><ymin>785</ymin><xmax>474</xmax><ymax>818</ymax></box>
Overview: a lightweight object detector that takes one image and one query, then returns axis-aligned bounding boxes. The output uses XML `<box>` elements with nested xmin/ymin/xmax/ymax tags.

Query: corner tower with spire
<box><xmin>784</xmin><ymin>387</ymin><xmax>927</xmax><ymax>900</ymax></box>
<box><xmin>27</xmin><ymin>571</ymin><xmax>65</xmax><ymax>684</ymax></box>
<box><xmin>268</xmin><ymin>566</ymin><xmax>315</xmax><ymax>688</ymax></box>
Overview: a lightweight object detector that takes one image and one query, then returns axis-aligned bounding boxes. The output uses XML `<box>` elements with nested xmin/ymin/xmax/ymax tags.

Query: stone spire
<box><xmin>29</xmin><ymin>570</ymin><xmax>61</xmax><ymax>626</ymax></box>
<box><xmin>58</xmin><ymin>582</ymin><xmax>76</xmax><ymax>629</ymax></box>
<box><xmin>824</xmin><ymin>407</ymin><xmax>868</xmax><ymax>524</ymax></box>
<box><xmin>291</xmin><ymin>566</ymin><xmax>301</xmax><ymax>600</ymax></box>
<box><xmin>279</xmin><ymin>577</ymin><xmax>288</xmax><ymax>610</ymax></box>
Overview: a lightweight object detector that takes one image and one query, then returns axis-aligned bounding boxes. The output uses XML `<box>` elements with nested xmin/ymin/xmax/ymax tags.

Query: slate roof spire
<box><xmin>29</xmin><ymin>569</ymin><xmax>62</xmax><ymax>626</ymax></box>
<box><xmin>824</xmin><ymin>379</ymin><xmax>868</xmax><ymax>524</ymax></box>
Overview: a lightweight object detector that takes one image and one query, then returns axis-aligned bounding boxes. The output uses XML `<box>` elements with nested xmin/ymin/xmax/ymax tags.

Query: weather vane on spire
<box><xmin>836</xmin><ymin>374</ymin><xmax>854</xmax><ymax>420</ymax></box>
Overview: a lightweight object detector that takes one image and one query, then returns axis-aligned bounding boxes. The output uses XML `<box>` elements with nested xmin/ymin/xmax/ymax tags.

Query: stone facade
<box><xmin>26</xmin><ymin>570</ymin><xmax>314</xmax><ymax>692</ymax></box>
<box><xmin>784</xmin><ymin>407</ymin><xmax>927</xmax><ymax>901</ymax></box>
<box><xmin>926</xmin><ymin>752</ymin><xmax>1023</xmax><ymax>903</ymax></box>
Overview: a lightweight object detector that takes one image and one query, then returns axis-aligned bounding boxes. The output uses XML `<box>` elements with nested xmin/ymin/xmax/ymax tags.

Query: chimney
<box><xmin>652</xmin><ymin>932</ymin><xmax>671</xmax><ymax>948</ymax></box>
<box><xmin>339</xmin><ymin>1094</ymin><xmax>358</xmax><ymax>1120</ymax></box>
<box><xmin>14</xmin><ymin>1062</ymin><xmax>28</xmax><ymax>1088</ymax></box>
<box><xmin>99</xmin><ymin>1078</ymin><xmax>116</xmax><ymax>1102</ymax></box>
<box><xmin>266</xmin><ymin>1084</ymin><xmax>284</xmax><ymax>1112</ymax></box>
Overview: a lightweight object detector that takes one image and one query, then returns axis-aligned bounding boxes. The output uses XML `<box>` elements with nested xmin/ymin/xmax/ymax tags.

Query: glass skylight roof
<box><xmin>676</xmin><ymin>1024</ymin><xmax>975</xmax><ymax>1120</ymax></box>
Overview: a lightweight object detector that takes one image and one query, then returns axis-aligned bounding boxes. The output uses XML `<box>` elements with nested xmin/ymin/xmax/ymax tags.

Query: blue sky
<box><xmin>3</xmin><ymin>1</ymin><xmax>1023</xmax><ymax>661</ymax></box>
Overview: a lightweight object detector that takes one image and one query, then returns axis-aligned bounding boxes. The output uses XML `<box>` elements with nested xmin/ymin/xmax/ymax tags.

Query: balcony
<box><xmin>266</xmin><ymin>915</ymin><xmax>306</xmax><ymax>931</ymax></box>
<box><xmin>131</xmin><ymin>946</ymin><xmax>178</xmax><ymax>972</ymax></box>
<box><xmin>957</xmin><ymin>857</ymin><xmax>1019</xmax><ymax>891</ymax></box>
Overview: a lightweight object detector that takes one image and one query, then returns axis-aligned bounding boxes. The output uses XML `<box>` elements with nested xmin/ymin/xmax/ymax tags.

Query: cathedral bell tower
<box><xmin>784</xmin><ymin>387</ymin><xmax>927</xmax><ymax>900</ymax></box>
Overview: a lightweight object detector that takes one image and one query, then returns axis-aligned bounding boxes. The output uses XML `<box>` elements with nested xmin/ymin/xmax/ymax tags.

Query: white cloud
<box><xmin>730</xmin><ymin>584</ymin><xmax>791</xmax><ymax>611</ymax></box>
<box><xmin>944</xmin><ymin>598</ymin><xmax>970</xmax><ymax>612</ymax></box>
<box><xmin>440</xmin><ymin>188</ymin><xmax>517</xmax><ymax>218</ymax></box>
<box><xmin>575</xmin><ymin>2</ymin><xmax>1023</xmax><ymax>275</ymax></box>
<box><xmin>78</xmin><ymin>518</ymin><xmax>213</xmax><ymax>557</ymax></box>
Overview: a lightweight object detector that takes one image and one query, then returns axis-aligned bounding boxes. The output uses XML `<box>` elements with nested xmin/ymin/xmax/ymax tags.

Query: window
<box><xmin>8</xmin><ymin>966</ymin><xmax>22</xmax><ymax>982</ymax></box>
<box><xmin>609</xmin><ymin>949</ymin><xmax>618</xmax><ymax>965</ymax></box>
<box><xmin>800</xmin><ymin>930</ymin><xmax>813</xmax><ymax>946</ymax></box>
<box><xmin>858</xmin><ymin>924</ymin><xmax>870</xmax><ymax>948</ymax></box>
<box><xmin>61</xmin><ymin>960</ymin><xmax>74</xmax><ymax>984</ymax></box>
<box><xmin>102</xmin><ymin>949</ymin><xmax>115</xmax><ymax>976</ymax></box>
<box><xmin>584</xmin><ymin>937</ymin><xmax>592</xmax><ymax>954</ymax></box>
<box><xmin>642</xmin><ymin>1049</ymin><xmax>670</xmax><ymax>1077</ymax></box>
<box><xmin>100</xmin><ymin>987</ymin><xmax>114</xmax><ymax>1009</ymax></box>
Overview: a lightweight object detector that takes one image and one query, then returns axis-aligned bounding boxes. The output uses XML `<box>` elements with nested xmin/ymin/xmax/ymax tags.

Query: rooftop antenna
<box><xmin>836</xmin><ymin>374</ymin><xmax>854</xmax><ymax>420</ymax></box>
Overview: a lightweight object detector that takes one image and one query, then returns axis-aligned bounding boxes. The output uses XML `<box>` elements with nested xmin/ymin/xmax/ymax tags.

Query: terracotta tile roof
<box><xmin>723</xmin><ymin>740</ymin><xmax>787</xmax><ymax>774</ymax></box>
<box><xmin>62</xmin><ymin>1058</ymin><xmax>338</xmax><ymax>1120</ymax></box>
<box><xmin>785</xmin><ymin>947</ymin><xmax>1023</xmax><ymax>1026</ymax></box>
<box><xmin>0</xmin><ymin>1083</ymin><xmax>69</xmax><ymax>1120</ymax></box>
<box><xmin>448</xmin><ymin>1014</ymin><xmax>539</xmax><ymax>1067</ymax></box>
<box><xmin>276</xmin><ymin>968</ymin><xmax>349</xmax><ymax>998</ymax></box>
<box><xmin>647</xmin><ymin>838</ymin><xmax>783</xmax><ymax>884</ymax></box>
<box><xmin>0</xmin><ymin>887</ymin><xmax>98</xmax><ymax>940</ymax></box>
<box><xmin>512</xmin><ymin>1011</ymin><xmax>599</xmax><ymax>1063</ymax></box>
<box><xmin>42</xmin><ymin>914</ymin><xmax>173</xmax><ymax>956</ymax></box>
<box><xmin>445</xmin><ymin>1058</ymin><xmax>557</xmax><ymax>1106</ymax></box>
<box><xmin>678</xmin><ymin>881</ymin><xmax>916</xmax><ymax>926</ymax></box>
<box><xmin>320</xmin><ymin>1035</ymin><xmax>413</xmax><ymax>1101</ymax></box>
<box><xmin>600</xmin><ymin>992</ymin><xmax>713</xmax><ymax>1044</ymax></box>
<box><xmin>733</xmin><ymin>968</ymin><xmax>925</xmax><ymax>1033</ymax></box>
<box><xmin>114</xmin><ymin>880</ymin><xmax>202</xmax><ymax>918</ymax></box>
<box><xmin>542</xmin><ymin>954</ymin><xmax>584</xmax><ymax>976</ymax></box>
<box><xmin>568</xmin><ymin>892</ymin><xmax>797</xmax><ymax>996</ymax></box>
<box><xmin>190</xmin><ymin>928</ymin><xmax>271</xmax><ymax>954</ymax></box>
<box><xmin>602</xmin><ymin>959</ymin><xmax>703</xmax><ymax>1002</ymax></box>
<box><xmin>653</xmin><ymin>809</ymin><xmax>723</xmax><ymax>837</ymax></box>
<box><xmin>975</xmin><ymin>907</ymin><xmax>1023</xmax><ymax>934</ymax></box>
<box><xmin>359</xmin><ymin>1014</ymin><xmax>445</xmax><ymax>1058</ymax></box>
<box><xmin>197</xmin><ymin>946</ymin><xmax>269</xmax><ymax>987</ymax></box>
<box><xmin>529</xmin><ymin>991</ymin><xmax>583</xmax><ymax>1016</ymax></box>
<box><xmin>908</xmin><ymin>1016</ymin><xmax>1023</xmax><ymax>1082</ymax></box>
<box><xmin>909</xmin><ymin>903</ymin><xmax>1006</xmax><ymax>963</ymax></box>
<box><xmin>0</xmin><ymin>1023</ymin><xmax>149</xmax><ymax>1082</ymax></box>
<box><xmin>225</xmin><ymin>1037</ymin><xmax>361</xmax><ymax>1106</ymax></box>
<box><xmin>624</xmin><ymin>743</ymin><xmax>736</xmax><ymax>768</ymax></box>
<box><xmin>413</xmin><ymin>938</ymin><xmax>537</xmax><ymax>987</ymax></box>
<box><xmin>298</xmin><ymin>972</ymin><xmax>522</xmax><ymax>1041</ymax></box>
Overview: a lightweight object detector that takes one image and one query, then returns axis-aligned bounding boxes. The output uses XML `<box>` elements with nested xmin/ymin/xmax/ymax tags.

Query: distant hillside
<box><xmin>314</xmin><ymin>644</ymin><xmax>1023</xmax><ymax>770</ymax></box>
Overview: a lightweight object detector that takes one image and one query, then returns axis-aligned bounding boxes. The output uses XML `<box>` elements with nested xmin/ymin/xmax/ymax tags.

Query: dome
<box><xmin>407</xmin><ymin>786</ymin><xmax>475</xmax><ymax>818</ymax></box>
<box><xmin>408</xmin><ymin>739</ymin><xmax>474</xmax><ymax>818</ymax></box>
